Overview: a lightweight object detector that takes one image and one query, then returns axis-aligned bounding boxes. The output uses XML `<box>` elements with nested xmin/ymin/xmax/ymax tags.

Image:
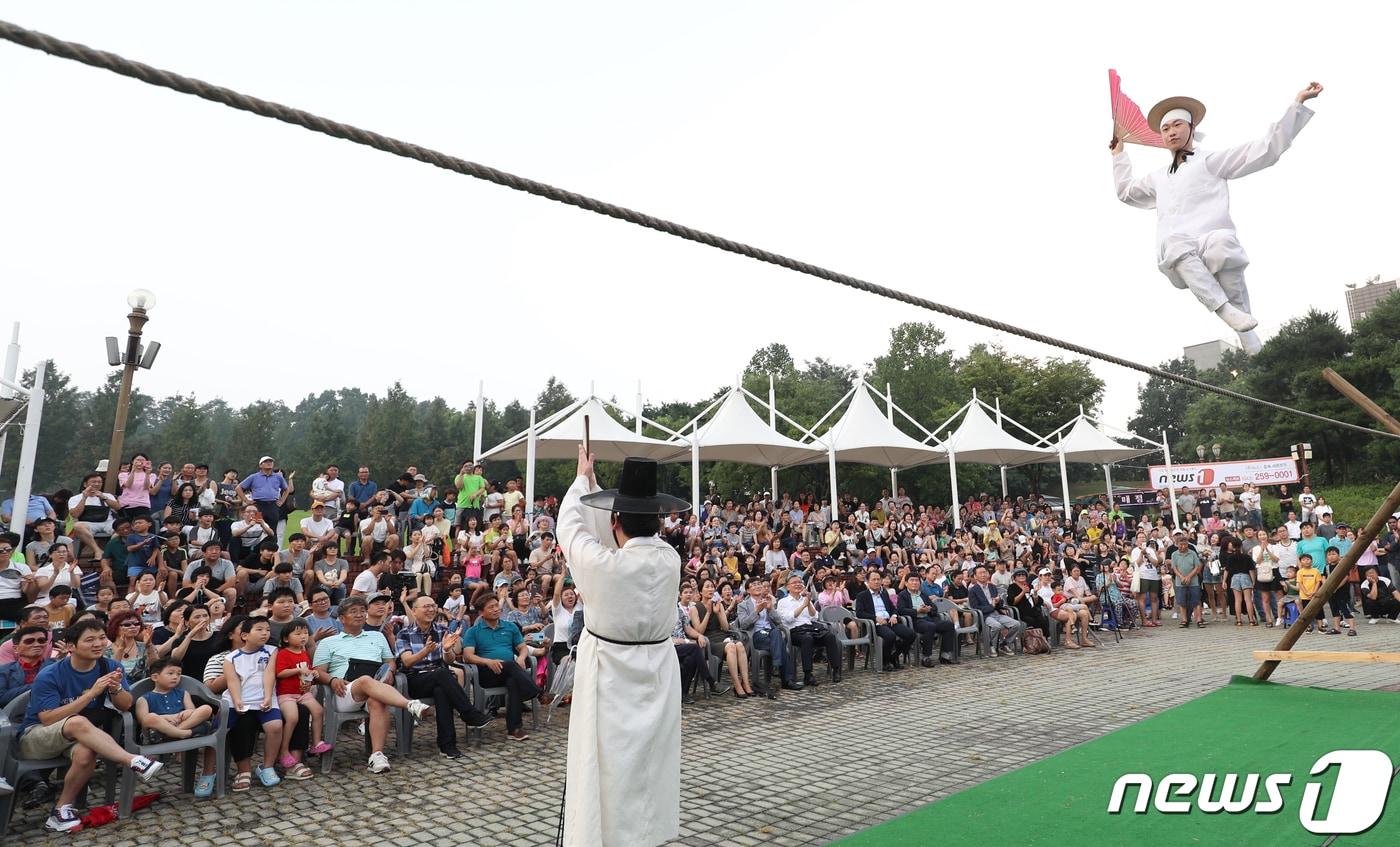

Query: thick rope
<box><xmin>1</xmin><ymin>18</ymin><xmax>1394</xmax><ymax>442</ymax></box>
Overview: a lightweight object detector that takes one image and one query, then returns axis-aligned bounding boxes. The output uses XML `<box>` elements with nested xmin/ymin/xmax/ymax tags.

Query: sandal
<box><xmin>231</xmin><ymin>772</ymin><xmax>252</xmax><ymax>792</ymax></box>
<box><xmin>194</xmin><ymin>774</ymin><xmax>216</xmax><ymax>798</ymax></box>
<box><xmin>284</xmin><ymin>763</ymin><xmax>315</xmax><ymax>780</ymax></box>
<box><xmin>1179</xmin><ymin>622</ymin><xmax>1189</xmax><ymax>628</ymax></box>
<box><xmin>1197</xmin><ymin>621</ymin><xmax>1206</xmax><ymax>628</ymax></box>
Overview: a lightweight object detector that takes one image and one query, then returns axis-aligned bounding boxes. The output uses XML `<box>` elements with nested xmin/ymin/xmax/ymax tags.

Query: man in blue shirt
<box><xmin>1</xmin><ymin>495</ymin><xmax>57</xmax><ymax>536</ymax></box>
<box><xmin>237</xmin><ymin>456</ymin><xmax>289</xmax><ymax>536</ymax></box>
<box><xmin>348</xmin><ymin>467</ymin><xmax>379</xmax><ymax>514</ymax></box>
<box><xmin>20</xmin><ymin>619</ymin><xmax>162</xmax><ymax>833</ymax></box>
<box><xmin>461</xmin><ymin>594</ymin><xmax>542</xmax><ymax>741</ymax></box>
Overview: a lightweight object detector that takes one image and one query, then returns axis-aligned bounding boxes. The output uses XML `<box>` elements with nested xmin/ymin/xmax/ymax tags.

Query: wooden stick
<box><xmin>1322</xmin><ymin>368</ymin><xmax>1400</xmax><ymax>436</ymax></box>
<box><xmin>1255</xmin><ymin>372</ymin><xmax>1400</xmax><ymax>681</ymax></box>
<box><xmin>583</xmin><ymin>415</ymin><xmax>590</xmax><ymax>457</ymax></box>
<box><xmin>1253</xmin><ymin>651</ymin><xmax>1400</xmax><ymax>664</ymax></box>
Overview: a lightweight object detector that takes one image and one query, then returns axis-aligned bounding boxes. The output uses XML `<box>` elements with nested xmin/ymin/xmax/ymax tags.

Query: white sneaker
<box><xmin>1237</xmin><ymin>329</ymin><xmax>1263</xmax><ymax>355</ymax></box>
<box><xmin>44</xmin><ymin>804</ymin><xmax>81</xmax><ymax>833</ymax></box>
<box><xmin>367</xmin><ymin>751</ymin><xmax>391</xmax><ymax>774</ymax></box>
<box><xmin>1170</xmin><ymin>612</ymin><xmax>1178</xmax><ymax>619</ymax></box>
<box><xmin>356</xmin><ymin>719</ymin><xmax>365</xmax><ymax>736</ymax></box>
<box><xmin>1369</xmin><ymin>618</ymin><xmax>1379</xmax><ymax>625</ymax></box>
<box><xmin>130</xmin><ymin>755</ymin><xmax>163</xmax><ymax>783</ymax></box>
<box><xmin>0</xmin><ymin>777</ymin><xmax>12</xmax><ymax>794</ymax></box>
<box><xmin>406</xmin><ymin>699</ymin><xmax>430</xmax><ymax>725</ymax></box>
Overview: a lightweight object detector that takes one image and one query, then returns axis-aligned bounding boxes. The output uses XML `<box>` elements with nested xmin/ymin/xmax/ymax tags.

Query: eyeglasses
<box><xmin>120</xmin><ymin>620</ymin><xmax>142</xmax><ymax>628</ymax></box>
<box><xmin>17</xmin><ymin>638</ymin><xmax>46</xmax><ymax>646</ymax></box>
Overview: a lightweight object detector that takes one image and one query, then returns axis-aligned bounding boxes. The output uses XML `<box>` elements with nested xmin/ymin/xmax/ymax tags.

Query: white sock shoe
<box><xmin>1215</xmin><ymin>303</ymin><xmax>1259</xmax><ymax>332</ymax></box>
<box><xmin>1237</xmin><ymin>329</ymin><xmax>1262</xmax><ymax>355</ymax></box>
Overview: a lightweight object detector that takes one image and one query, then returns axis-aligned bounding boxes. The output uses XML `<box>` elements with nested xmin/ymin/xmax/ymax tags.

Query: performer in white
<box><xmin>556</xmin><ymin>446</ymin><xmax>687</xmax><ymax>847</ymax></box>
<box><xmin>1110</xmin><ymin>82</ymin><xmax>1323</xmax><ymax>354</ymax></box>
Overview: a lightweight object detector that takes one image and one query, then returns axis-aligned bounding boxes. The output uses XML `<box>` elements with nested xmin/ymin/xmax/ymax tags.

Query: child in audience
<box><xmin>136</xmin><ymin>658</ymin><xmax>214</xmax><ymax>741</ymax></box>
<box><xmin>1278</xmin><ymin>565</ymin><xmax>1300</xmax><ymax>627</ymax></box>
<box><xmin>223</xmin><ymin>617</ymin><xmax>283</xmax><ymax>790</ymax></box>
<box><xmin>274</xmin><ymin>619</ymin><xmax>330</xmax><ymax>770</ymax></box>
<box><xmin>44</xmin><ymin>585</ymin><xmax>75</xmax><ymax>631</ymax></box>
<box><xmin>443</xmin><ymin>584</ymin><xmax>466</xmax><ymax>620</ymax></box>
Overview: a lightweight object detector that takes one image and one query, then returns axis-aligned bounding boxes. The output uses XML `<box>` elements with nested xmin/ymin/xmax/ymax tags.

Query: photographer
<box><xmin>359</xmin><ymin>499</ymin><xmax>400</xmax><ymax>559</ymax></box>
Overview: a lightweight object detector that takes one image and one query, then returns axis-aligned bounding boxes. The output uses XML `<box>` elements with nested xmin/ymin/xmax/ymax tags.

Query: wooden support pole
<box><xmin>1253</xmin><ymin>651</ymin><xmax>1400</xmax><ymax>664</ymax></box>
<box><xmin>1254</xmin><ymin>370</ymin><xmax>1400</xmax><ymax>681</ymax></box>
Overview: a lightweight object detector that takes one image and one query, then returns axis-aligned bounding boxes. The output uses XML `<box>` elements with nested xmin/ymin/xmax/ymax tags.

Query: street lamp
<box><xmin>1212</xmin><ymin>443</ymin><xmax>1222</xmax><ymax>460</ymax></box>
<box><xmin>1196</xmin><ymin>444</ymin><xmax>1206</xmax><ymax>460</ymax></box>
<box><xmin>102</xmin><ymin>289</ymin><xmax>161</xmax><ymax>493</ymax></box>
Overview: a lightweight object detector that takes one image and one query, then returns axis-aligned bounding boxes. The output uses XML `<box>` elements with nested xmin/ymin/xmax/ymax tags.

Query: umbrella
<box><xmin>546</xmin><ymin>650</ymin><xmax>575</xmax><ymax>724</ymax></box>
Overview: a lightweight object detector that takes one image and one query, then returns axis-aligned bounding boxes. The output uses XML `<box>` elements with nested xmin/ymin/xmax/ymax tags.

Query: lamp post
<box><xmin>1212</xmin><ymin>443</ymin><xmax>1222</xmax><ymax>460</ymax></box>
<box><xmin>1196</xmin><ymin>444</ymin><xmax>1206</xmax><ymax>461</ymax></box>
<box><xmin>102</xmin><ymin>289</ymin><xmax>161</xmax><ymax>494</ymax></box>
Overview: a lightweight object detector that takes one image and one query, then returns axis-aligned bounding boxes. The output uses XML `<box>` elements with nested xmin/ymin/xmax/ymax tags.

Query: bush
<box><xmin>1262</xmin><ymin>483</ymin><xmax>1394</xmax><ymax>529</ymax></box>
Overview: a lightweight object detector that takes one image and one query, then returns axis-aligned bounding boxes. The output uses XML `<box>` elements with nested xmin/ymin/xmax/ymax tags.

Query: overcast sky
<box><xmin>2</xmin><ymin>2</ymin><xmax>1392</xmax><ymax>436</ymax></box>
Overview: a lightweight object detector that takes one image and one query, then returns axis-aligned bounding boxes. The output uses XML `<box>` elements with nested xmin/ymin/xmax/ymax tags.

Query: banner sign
<box><xmin>1147</xmin><ymin>457</ymin><xmax>1299</xmax><ymax>490</ymax></box>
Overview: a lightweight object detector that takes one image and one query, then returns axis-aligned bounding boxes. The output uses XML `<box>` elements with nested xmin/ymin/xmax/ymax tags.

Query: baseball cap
<box><xmin>1037</xmin><ymin>567</ymin><xmax>1051</xmax><ymax>576</ymax></box>
<box><xmin>413</xmin><ymin>473</ymin><xmax>427</xmax><ymax>482</ymax></box>
<box><xmin>259</xmin><ymin>455</ymin><xmax>275</xmax><ymax>464</ymax></box>
<box><xmin>366</xmin><ymin>592</ymin><xmax>392</xmax><ymax>604</ymax></box>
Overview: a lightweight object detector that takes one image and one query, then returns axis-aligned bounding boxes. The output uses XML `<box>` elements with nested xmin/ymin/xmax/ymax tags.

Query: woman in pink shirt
<box><xmin>117</xmin><ymin>453</ymin><xmax>161</xmax><ymax>518</ymax></box>
<box><xmin>816</xmin><ymin>575</ymin><xmax>860</xmax><ymax>640</ymax></box>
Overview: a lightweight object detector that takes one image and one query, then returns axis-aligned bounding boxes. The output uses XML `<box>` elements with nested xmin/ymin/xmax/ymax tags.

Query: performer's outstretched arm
<box><xmin>556</xmin><ymin>446</ymin><xmax>615</xmax><ymax>598</ymax></box>
<box><xmin>1207</xmin><ymin>82</ymin><xmax>1323</xmax><ymax>180</ymax></box>
<box><xmin>1109</xmin><ymin>136</ymin><xmax>1156</xmax><ymax>209</ymax></box>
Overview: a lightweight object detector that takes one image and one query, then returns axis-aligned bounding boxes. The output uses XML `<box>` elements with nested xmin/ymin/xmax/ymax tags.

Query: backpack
<box><xmin>1022</xmin><ymin>627</ymin><xmax>1051</xmax><ymax>655</ymax></box>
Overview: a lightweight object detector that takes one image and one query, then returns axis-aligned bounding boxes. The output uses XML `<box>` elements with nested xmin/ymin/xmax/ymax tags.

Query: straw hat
<box><xmin>1147</xmin><ymin>96</ymin><xmax>1206</xmax><ymax>133</ymax></box>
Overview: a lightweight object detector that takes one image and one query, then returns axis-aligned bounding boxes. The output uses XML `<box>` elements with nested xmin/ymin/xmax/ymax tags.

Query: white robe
<box><xmin>1112</xmin><ymin>101</ymin><xmax>1313</xmax><ymax>291</ymax></box>
<box><xmin>557</xmin><ymin>475</ymin><xmax>681</xmax><ymax>847</ymax></box>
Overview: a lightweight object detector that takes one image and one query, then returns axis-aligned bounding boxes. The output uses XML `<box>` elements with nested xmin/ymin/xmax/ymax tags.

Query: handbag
<box><xmin>1130</xmin><ymin>566</ymin><xmax>1142</xmax><ymax>594</ymax></box>
<box><xmin>1022</xmin><ymin>627</ymin><xmax>1051</xmax><ymax>655</ymax></box>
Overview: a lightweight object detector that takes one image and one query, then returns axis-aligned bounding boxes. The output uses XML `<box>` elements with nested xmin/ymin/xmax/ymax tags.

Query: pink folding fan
<box><xmin>1109</xmin><ymin>69</ymin><xmax>1166</xmax><ymax>148</ymax></box>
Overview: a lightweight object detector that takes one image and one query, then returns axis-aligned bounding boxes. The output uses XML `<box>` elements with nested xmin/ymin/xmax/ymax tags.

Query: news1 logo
<box><xmin>1196</xmin><ymin>468</ymin><xmax>1215</xmax><ymax>486</ymax></box>
<box><xmin>1107</xmin><ymin>750</ymin><xmax>1396</xmax><ymax>835</ymax></box>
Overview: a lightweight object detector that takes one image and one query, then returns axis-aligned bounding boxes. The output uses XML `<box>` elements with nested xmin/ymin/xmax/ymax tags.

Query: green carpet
<box><xmin>834</xmin><ymin>676</ymin><xmax>1400</xmax><ymax>846</ymax></box>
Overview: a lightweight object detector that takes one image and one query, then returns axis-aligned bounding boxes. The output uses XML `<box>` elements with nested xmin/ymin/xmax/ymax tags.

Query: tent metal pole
<box><xmin>8</xmin><ymin>360</ymin><xmax>44</xmax><ymax>538</ymax></box>
<box><xmin>1162</xmin><ymin>430</ymin><xmax>1180</xmax><ymax>528</ymax></box>
<box><xmin>948</xmin><ymin>447</ymin><xmax>960</xmax><ymax>531</ymax></box>
<box><xmin>828</xmin><ymin>446</ymin><xmax>839</xmax><ymax>524</ymax></box>
<box><xmin>1057</xmin><ymin>436</ymin><xmax>1072</xmax><ymax>525</ymax></box>
<box><xmin>473</xmin><ymin>381</ymin><xmax>484</xmax><ymax>463</ymax></box>
<box><xmin>1000</xmin><ymin>466</ymin><xmax>1008</xmax><ymax>499</ymax></box>
<box><xmin>524</xmin><ymin>408</ymin><xmax>536</xmax><ymax>521</ymax></box>
<box><xmin>636</xmin><ymin>380</ymin><xmax>643</xmax><ymax>435</ymax></box>
<box><xmin>1104</xmin><ymin>464</ymin><xmax>1114</xmax><ymax>509</ymax></box>
<box><xmin>769</xmin><ymin>374</ymin><xmax>779</xmax><ymax>499</ymax></box>
<box><xmin>691</xmin><ymin>421</ymin><xmax>701</xmax><ymax>515</ymax></box>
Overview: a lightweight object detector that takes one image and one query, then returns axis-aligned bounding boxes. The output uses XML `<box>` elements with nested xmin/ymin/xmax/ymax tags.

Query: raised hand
<box><xmin>1109</xmin><ymin>135</ymin><xmax>1123</xmax><ymax>154</ymax></box>
<box><xmin>1296</xmin><ymin>82</ymin><xmax>1323</xmax><ymax>103</ymax></box>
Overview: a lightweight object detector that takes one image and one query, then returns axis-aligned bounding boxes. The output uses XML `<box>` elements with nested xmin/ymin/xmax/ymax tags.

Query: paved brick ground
<box><xmin>10</xmin><ymin>615</ymin><xmax>1400</xmax><ymax>847</ymax></box>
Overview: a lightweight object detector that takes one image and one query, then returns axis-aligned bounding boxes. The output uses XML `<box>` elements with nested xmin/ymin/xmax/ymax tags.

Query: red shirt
<box><xmin>274</xmin><ymin>647</ymin><xmax>312</xmax><ymax>697</ymax></box>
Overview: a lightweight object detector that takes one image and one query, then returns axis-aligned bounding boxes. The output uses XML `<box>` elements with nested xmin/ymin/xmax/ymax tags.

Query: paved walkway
<box><xmin>12</xmin><ymin>616</ymin><xmax>1400</xmax><ymax>847</ymax></box>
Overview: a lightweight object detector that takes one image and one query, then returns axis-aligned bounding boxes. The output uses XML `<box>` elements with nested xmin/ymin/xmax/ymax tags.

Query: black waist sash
<box><xmin>586</xmin><ymin>628</ymin><xmax>669</xmax><ymax>646</ymax></box>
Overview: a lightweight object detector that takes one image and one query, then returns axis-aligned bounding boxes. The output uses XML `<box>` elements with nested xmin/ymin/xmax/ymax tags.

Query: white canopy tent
<box><xmin>669</xmin><ymin>382</ymin><xmax>828</xmax><ymax>512</ymax></box>
<box><xmin>928</xmin><ymin>394</ymin><xmax>1054</xmax><ymax>529</ymax></box>
<box><xmin>480</xmin><ymin>394</ymin><xmax>689</xmax><ymax>512</ymax></box>
<box><xmin>799</xmin><ymin>380</ymin><xmax>946</xmax><ymax>519</ymax></box>
<box><xmin>1024</xmin><ymin>409</ymin><xmax>1165</xmax><ymax>526</ymax></box>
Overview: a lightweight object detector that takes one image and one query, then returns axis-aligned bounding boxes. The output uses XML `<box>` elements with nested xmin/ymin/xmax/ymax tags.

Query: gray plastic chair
<box><xmin>0</xmin><ymin>692</ymin><xmax>119</xmax><ymax>841</ymax></box>
<box><xmin>933</xmin><ymin>598</ymin><xmax>985</xmax><ymax>659</ymax></box>
<box><xmin>316</xmin><ymin>664</ymin><xmax>407</xmax><ymax>773</ymax></box>
<box><xmin>460</xmin><ymin>656</ymin><xmax>538</xmax><ymax>745</ymax></box>
<box><xmin>818</xmin><ymin>607</ymin><xmax>873</xmax><ymax>672</ymax></box>
<box><xmin>119</xmin><ymin>675</ymin><xmax>230</xmax><ymax>815</ymax></box>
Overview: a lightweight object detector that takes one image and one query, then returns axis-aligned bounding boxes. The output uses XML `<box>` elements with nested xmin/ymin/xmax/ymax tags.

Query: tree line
<box><xmin>2</xmin><ymin>324</ymin><xmax>1103</xmax><ymax>507</ymax></box>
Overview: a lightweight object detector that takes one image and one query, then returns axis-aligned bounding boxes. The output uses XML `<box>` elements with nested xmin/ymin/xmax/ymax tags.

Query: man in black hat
<box><xmin>556</xmin><ymin>446</ymin><xmax>688</xmax><ymax>847</ymax></box>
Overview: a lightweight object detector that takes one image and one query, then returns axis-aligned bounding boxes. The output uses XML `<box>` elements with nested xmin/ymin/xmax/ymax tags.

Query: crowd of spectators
<box><xmin>2</xmin><ymin>452</ymin><xmax>1398</xmax><ymax>836</ymax></box>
